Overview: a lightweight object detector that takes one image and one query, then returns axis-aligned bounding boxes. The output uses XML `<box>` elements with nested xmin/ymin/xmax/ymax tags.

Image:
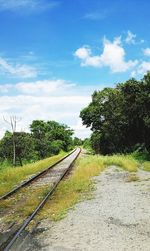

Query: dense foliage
<box><xmin>0</xmin><ymin>120</ymin><xmax>74</xmax><ymax>166</ymax></box>
<box><xmin>80</xmin><ymin>72</ymin><xmax>150</xmax><ymax>155</ymax></box>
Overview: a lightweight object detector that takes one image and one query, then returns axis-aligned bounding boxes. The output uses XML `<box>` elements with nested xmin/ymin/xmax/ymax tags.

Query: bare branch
<box><xmin>3</xmin><ymin>115</ymin><xmax>22</xmax><ymax>166</ymax></box>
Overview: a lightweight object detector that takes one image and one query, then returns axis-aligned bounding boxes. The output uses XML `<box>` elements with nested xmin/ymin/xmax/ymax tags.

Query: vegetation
<box><xmin>38</xmin><ymin>153</ymin><xmax>141</xmax><ymax>221</ymax></box>
<box><xmin>73</xmin><ymin>137</ymin><xmax>83</xmax><ymax>146</ymax></box>
<box><xmin>0</xmin><ymin>120</ymin><xmax>74</xmax><ymax>167</ymax></box>
<box><xmin>0</xmin><ymin>155</ymin><xmax>105</xmax><ymax>224</ymax></box>
<box><xmin>1</xmin><ymin>152</ymin><xmax>149</xmax><ymax>227</ymax></box>
<box><xmin>99</xmin><ymin>154</ymin><xmax>139</xmax><ymax>172</ymax></box>
<box><xmin>126</xmin><ymin>174</ymin><xmax>139</xmax><ymax>182</ymax></box>
<box><xmin>30</xmin><ymin>120</ymin><xmax>73</xmax><ymax>159</ymax></box>
<box><xmin>80</xmin><ymin>72</ymin><xmax>150</xmax><ymax>156</ymax></box>
<box><xmin>0</xmin><ymin>151</ymin><xmax>66</xmax><ymax>197</ymax></box>
<box><xmin>36</xmin><ymin>155</ymin><xmax>105</xmax><ymax>221</ymax></box>
<box><xmin>1</xmin><ymin>71</ymin><xmax>150</xmax><ymax>227</ymax></box>
<box><xmin>143</xmin><ymin>162</ymin><xmax>150</xmax><ymax>171</ymax></box>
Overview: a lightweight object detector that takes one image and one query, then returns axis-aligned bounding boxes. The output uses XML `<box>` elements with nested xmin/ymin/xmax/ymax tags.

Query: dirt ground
<box><xmin>26</xmin><ymin>166</ymin><xmax>150</xmax><ymax>251</ymax></box>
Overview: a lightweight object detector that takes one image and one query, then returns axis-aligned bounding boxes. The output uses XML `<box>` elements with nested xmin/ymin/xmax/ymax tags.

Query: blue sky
<box><xmin>0</xmin><ymin>0</ymin><xmax>150</xmax><ymax>138</ymax></box>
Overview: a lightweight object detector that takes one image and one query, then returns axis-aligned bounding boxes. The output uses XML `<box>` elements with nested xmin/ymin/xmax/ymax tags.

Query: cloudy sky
<box><xmin>0</xmin><ymin>0</ymin><xmax>150</xmax><ymax>139</ymax></box>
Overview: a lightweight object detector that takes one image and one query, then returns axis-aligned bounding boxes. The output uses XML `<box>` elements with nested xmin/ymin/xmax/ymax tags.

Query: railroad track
<box><xmin>0</xmin><ymin>148</ymin><xmax>77</xmax><ymax>201</ymax></box>
<box><xmin>0</xmin><ymin>148</ymin><xmax>81</xmax><ymax>251</ymax></box>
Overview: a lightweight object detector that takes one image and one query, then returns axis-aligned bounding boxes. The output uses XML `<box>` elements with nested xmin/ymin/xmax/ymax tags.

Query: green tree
<box><xmin>80</xmin><ymin>72</ymin><xmax>150</xmax><ymax>154</ymax></box>
<box><xmin>30</xmin><ymin>120</ymin><xmax>47</xmax><ymax>159</ymax></box>
<box><xmin>30</xmin><ymin>120</ymin><xmax>74</xmax><ymax>159</ymax></box>
<box><xmin>0</xmin><ymin>131</ymin><xmax>35</xmax><ymax>165</ymax></box>
<box><xmin>73</xmin><ymin>137</ymin><xmax>83</xmax><ymax>146</ymax></box>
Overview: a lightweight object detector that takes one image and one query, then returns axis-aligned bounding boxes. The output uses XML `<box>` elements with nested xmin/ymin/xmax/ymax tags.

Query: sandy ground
<box><xmin>30</xmin><ymin>166</ymin><xmax>150</xmax><ymax>251</ymax></box>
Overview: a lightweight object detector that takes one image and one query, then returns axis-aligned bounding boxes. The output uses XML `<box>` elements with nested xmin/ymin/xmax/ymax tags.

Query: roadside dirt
<box><xmin>20</xmin><ymin>166</ymin><xmax>150</xmax><ymax>251</ymax></box>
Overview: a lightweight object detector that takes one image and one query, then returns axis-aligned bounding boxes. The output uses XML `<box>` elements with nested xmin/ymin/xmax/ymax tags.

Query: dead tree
<box><xmin>3</xmin><ymin>116</ymin><xmax>21</xmax><ymax>166</ymax></box>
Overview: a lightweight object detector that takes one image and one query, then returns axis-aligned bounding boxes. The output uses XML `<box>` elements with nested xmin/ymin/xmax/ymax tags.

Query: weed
<box><xmin>35</xmin><ymin>154</ymin><xmax>139</xmax><ymax>221</ymax></box>
<box><xmin>0</xmin><ymin>152</ymin><xmax>66</xmax><ymax>197</ymax></box>
<box><xmin>99</xmin><ymin>154</ymin><xmax>139</xmax><ymax>172</ymax></box>
<box><xmin>142</xmin><ymin>162</ymin><xmax>150</xmax><ymax>172</ymax></box>
<box><xmin>126</xmin><ymin>174</ymin><xmax>139</xmax><ymax>182</ymax></box>
<box><xmin>38</xmin><ymin>155</ymin><xmax>105</xmax><ymax>221</ymax></box>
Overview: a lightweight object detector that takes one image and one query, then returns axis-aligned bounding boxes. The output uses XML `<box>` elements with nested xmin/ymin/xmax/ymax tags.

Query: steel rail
<box><xmin>0</xmin><ymin>148</ymin><xmax>77</xmax><ymax>200</ymax></box>
<box><xmin>3</xmin><ymin>148</ymin><xmax>81</xmax><ymax>251</ymax></box>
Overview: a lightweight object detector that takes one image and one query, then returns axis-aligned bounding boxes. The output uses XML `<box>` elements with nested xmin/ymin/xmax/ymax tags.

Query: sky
<box><xmin>0</xmin><ymin>0</ymin><xmax>150</xmax><ymax>139</ymax></box>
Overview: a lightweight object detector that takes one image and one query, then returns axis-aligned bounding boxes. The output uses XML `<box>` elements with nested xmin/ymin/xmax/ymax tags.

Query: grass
<box><xmin>25</xmin><ymin>154</ymin><xmax>139</xmax><ymax>221</ymax></box>
<box><xmin>0</xmin><ymin>155</ymin><xmax>105</xmax><ymax>226</ymax></box>
<box><xmin>1</xmin><ymin>151</ymin><xmax>149</xmax><ymax>228</ymax></box>
<box><xmin>37</xmin><ymin>154</ymin><xmax>140</xmax><ymax>221</ymax></box>
<box><xmin>98</xmin><ymin>154</ymin><xmax>139</xmax><ymax>172</ymax></box>
<box><xmin>126</xmin><ymin>174</ymin><xmax>139</xmax><ymax>182</ymax></box>
<box><xmin>142</xmin><ymin>162</ymin><xmax>150</xmax><ymax>171</ymax></box>
<box><xmin>0</xmin><ymin>151</ymin><xmax>66</xmax><ymax>197</ymax></box>
<box><xmin>0</xmin><ymin>184</ymin><xmax>51</xmax><ymax>227</ymax></box>
<box><xmin>38</xmin><ymin>155</ymin><xmax>105</xmax><ymax>221</ymax></box>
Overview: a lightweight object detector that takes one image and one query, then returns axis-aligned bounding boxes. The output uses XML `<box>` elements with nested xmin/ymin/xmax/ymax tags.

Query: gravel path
<box><xmin>32</xmin><ymin>166</ymin><xmax>150</xmax><ymax>251</ymax></box>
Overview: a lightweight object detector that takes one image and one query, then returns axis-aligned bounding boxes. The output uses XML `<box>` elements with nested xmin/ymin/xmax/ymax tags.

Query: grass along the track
<box><xmin>0</xmin><ymin>151</ymin><xmax>66</xmax><ymax>197</ymax></box>
<box><xmin>38</xmin><ymin>155</ymin><xmax>105</xmax><ymax>221</ymax></box>
<box><xmin>36</xmin><ymin>154</ymin><xmax>141</xmax><ymax>221</ymax></box>
<box><xmin>0</xmin><ymin>152</ymin><xmax>149</xmax><ymax>230</ymax></box>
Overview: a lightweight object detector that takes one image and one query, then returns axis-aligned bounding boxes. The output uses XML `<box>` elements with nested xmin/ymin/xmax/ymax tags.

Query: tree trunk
<box><xmin>12</xmin><ymin>133</ymin><xmax>16</xmax><ymax>166</ymax></box>
<box><xmin>19</xmin><ymin>156</ymin><xmax>23</xmax><ymax>166</ymax></box>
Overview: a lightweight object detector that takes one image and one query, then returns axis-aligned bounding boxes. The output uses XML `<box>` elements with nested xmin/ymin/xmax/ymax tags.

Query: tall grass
<box><xmin>35</xmin><ymin>154</ymin><xmax>139</xmax><ymax>221</ymax></box>
<box><xmin>39</xmin><ymin>156</ymin><xmax>105</xmax><ymax>221</ymax></box>
<box><xmin>1</xmin><ymin>152</ymin><xmax>148</xmax><ymax>226</ymax></box>
<box><xmin>99</xmin><ymin>154</ymin><xmax>139</xmax><ymax>172</ymax></box>
<box><xmin>143</xmin><ymin>162</ymin><xmax>150</xmax><ymax>171</ymax></box>
<box><xmin>0</xmin><ymin>151</ymin><xmax>66</xmax><ymax>197</ymax></box>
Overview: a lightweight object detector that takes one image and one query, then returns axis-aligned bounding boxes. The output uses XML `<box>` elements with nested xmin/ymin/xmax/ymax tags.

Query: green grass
<box><xmin>0</xmin><ymin>151</ymin><xmax>66</xmax><ymax>197</ymax></box>
<box><xmin>1</xmin><ymin>151</ymin><xmax>149</xmax><ymax>228</ymax></box>
<box><xmin>142</xmin><ymin>162</ymin><xmax>150</xmax><ymax>171</ymax></box>
<box><xmin>37</xmin><ymin>154</ymin><xmax>141</xmax><ymax>221</ymax></box>
<box><xmin>126</xmin><ymin>174</ymin><xmax>140</xmax><ymax>182</ymax></box>
<box><xmin>39</xmin><ymin>155</ymin><xmax>105</xmax><ymax>221</ymax></box>
<box><xmin>0</xmin><ymin>184</ymin><xmax>51</xmax><ymax>227</ymax></box>
<box><xmin>0</xmin><ymin>155</ymin><xmax>105</xmax><ymax>225</ymax></box>
<box><xmin>30</xmin><ymin>154</ymin><xmax>140</xmax><ymax>221</ymax></box>
<box><xmin>99</xmin><ymin>154</ymin><xmax>139</xmax><ymax>172</ymax></box>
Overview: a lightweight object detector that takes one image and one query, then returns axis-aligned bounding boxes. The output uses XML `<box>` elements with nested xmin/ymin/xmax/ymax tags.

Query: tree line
<box><xmin>80</xmin><ymin>72</ymin><xmax>150</xmax><ymax>155</ymax></box>
<box><xmin>0</xmin><ymin>120</ymin><xmax>82</xmax><ymax>166</ymax></box>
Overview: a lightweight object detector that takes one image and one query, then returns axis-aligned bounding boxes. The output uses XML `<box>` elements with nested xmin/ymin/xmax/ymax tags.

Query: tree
<box><xmin>73</xmin><ymin>137</ymin><xmax>82</xmax><ymax>146</ymax></box>
<box><xmin>0</xmin><ymin>131</ymin><xmax>35</xmax><ymax>165</ymax></box>
<box><xmin>30</xmin><ymin>120</ymin><xmax>47</xmax><ymax>159</ymax></box>
<box><xmin>80</xmin><ymin>72</ymin><xmax>150</xmax><ymax>155</ymax></box>
<box><xmin>0</xmin><ymin>119</ymin><xmax>74</xmax><ymax>165</ymax></box>
<box><xmin>3</xmin><ymin>116</ymin><xmax>21</xmax><ymax>166</ymax></box>
<box><xmin>0</xmin><ymin>131</ymin><xmax>13</xmax><ymax>162</ymax></box>
<box><xmin>30</xmin><ymin>120</ymin><xmax>74</xmax><ymax>159</ymax></box>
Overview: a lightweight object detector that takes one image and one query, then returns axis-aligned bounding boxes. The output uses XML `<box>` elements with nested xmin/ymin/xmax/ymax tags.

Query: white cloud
<box><xmin>125</xmin><ymin>30</ymin><xmax>136</xmax><ymax>44</ymax></box>
<box><xmin>131</xmin><ymin>61</ymin><xmax>150</xmax><ymax>77</ymax></box>
<box><xmin>131</xmin><ymin>71</ymin><xmax>136</xmax><ymax>78</ymax></box>
<box><xmin>0</xmin><ymin>84</ymin><xmax>12</xmax><ymax>93</ymax></box>
<box><xmin>75</xmin><ymin>37</ymin><xmax>138</xmax><ymax>73</ymax></box>
<box><xmin>0</xmin><ymin>79</ymin><xmax>92</xmax><ymax>139</ymax></box>
<box><xmin>83</xmin><ymin>10</ymin><xmax>109</xmax><ymax>21</ymax></box>
<box><xmin>0</xmin><ymin>57</ymin><xmax>37</xmax><ymax>78</ymax></box>
<box><xmin>16</xmin><ymin>79</ymin><xmax>76</xmax><ymax>95</ymax></box>
<box><xmin>75</xmin><ymin>47</ymin><xmax>101</xmax><ymax>67</ymax></box>
<box><xmin>72</xmin><ymin>119</ymin><xmax>91</xmax><ymax>139</ymax></box>
<box><xmin>138</xmin><ymin>61</ymin><xmax>150</xmax><ymax>74</ymax></box>
<box><xmin>0</xmin><ymin>0</ymin><xmax>59</xmax><ymax>13</ymax></box>
<box><xmin>143</xmin><ymin>48</ymin><xmax>150</xmax><ymax>56</ymax></box>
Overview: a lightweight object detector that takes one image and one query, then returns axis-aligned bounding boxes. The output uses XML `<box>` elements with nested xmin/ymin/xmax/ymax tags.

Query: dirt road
<box><xmin>29</xmin><ymin>166</ymin><xmax>150</xmax><ymax>251</ymax></box>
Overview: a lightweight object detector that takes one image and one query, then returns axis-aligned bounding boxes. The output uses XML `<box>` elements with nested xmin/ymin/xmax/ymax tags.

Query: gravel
<box><xmin>30</xmin><ymin>166</ymin><xmax>150</xmax><ymax>251</ymax></box>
